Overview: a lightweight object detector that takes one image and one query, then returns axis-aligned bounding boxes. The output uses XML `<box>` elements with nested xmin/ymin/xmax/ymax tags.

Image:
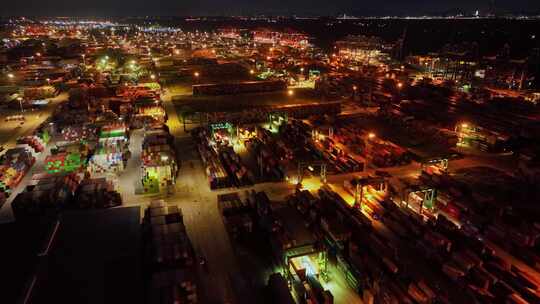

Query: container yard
<box><xmin>11</xmin><ymin>172</ymin><xmax>124</xmax><ymax>220</ymax></box>
<box><xmin>218</xmin><ymin>192</ymin><xmax>253</xmax><ymax>238</ymax></box>
<box><xmin>44</xmin><ymin>148</ymin><xmax>87</xmax><ymax>174</ymax></box>
<box><xmin>73</xmin><ymin>177</ymin><xmax>122</xmax><ymax>208</ymax></box>
<box><xmin>132</xmin><ymin>98</ymin><xmax>167</xmax><ymax>128</ymax></box>
<box><xmin>1</xmin><ymin>17</ymin><xmax>540</xmax><ymax>304</ymax></box>
<box><xmin>11</xmin><ymin>172</ymin><xmax>80</xmax><ymax>220</ymax></box>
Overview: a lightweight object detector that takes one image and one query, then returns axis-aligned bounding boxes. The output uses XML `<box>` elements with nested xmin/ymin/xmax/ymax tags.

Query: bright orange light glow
<box><xmin>300</xmin><ymin>179</ymin><xmax>322</xmax><ymax>191</ymax></box>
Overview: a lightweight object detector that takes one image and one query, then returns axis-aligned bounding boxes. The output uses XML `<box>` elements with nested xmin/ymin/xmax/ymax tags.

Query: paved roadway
<box><xmin>155</xmin><ymin>89</ymin><xmax>245</xmax><ymax>303</ymax></box>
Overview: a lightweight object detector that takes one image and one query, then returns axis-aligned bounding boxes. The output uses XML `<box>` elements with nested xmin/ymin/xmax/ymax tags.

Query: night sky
<box><xmin>1</xmin><ymin>0</ymin><xmax>539</xmax><ymax>16</ymax></box>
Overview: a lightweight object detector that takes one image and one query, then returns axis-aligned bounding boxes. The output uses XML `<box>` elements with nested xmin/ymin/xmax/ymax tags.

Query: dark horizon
<box><xmin>2</xmin><ymin>0</ymin><xmax>540</xmax><ymax>17</ymax></box>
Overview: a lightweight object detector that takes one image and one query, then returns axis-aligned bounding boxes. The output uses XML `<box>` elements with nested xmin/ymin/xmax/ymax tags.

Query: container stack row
<box><xmin>0</xmin><ymin>148</ymin><xmax>36</xmax><ymax>205</ymax></box>
<box><xmin>12</xmin><ymin>172</ymin><xmax>80</xmax><ymax>220</ymax></box>
<box><xmin>192</xmin><ymin>127</ymin><xmax>253</xmax><ymax>190</ymax></box>
<box><xmin>144</xmin><ymin>200</ymin><xmax>197</xmax><ymax>304</ymax></box>
<box><xmin>141</xmin><ymin>126</ymin><xmax>178</xmax><ymax>194</ymax></box>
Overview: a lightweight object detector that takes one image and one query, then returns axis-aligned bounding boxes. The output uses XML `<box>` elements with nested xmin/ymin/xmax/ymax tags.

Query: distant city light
<box><xmin>288</xmin><ymin>89</ymin><xmax>294</xmax><ymax>96</ymax></box>
<box><xmin>368</xmin><ymin>133</ymin><xmax>376</xmax><ymax>139</ymax></box>
<box><xmin>7</xmin><ymin>73</ymin><xmax>14</xmax><ymax>79</ymax></box>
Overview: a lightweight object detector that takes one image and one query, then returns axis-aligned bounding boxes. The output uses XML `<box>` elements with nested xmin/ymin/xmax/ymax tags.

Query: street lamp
<box><xmin>150</xmin><ymin>74</ymin><xmax>156</xmax><ymax>80</ymax></box>
<box><xmin>17</xmin><ymin>97</ymin><xmax>23</xmax><ymax>113</ymax></box>
<box><xmin>194</xmin><ymin>72</ymin><xmax>199</xmax><ymax>78</ymax></box>
<box><xmin>7</xmin><ymin>73</ymin><xmax>14</xmax><ymax>79</ymax></box>
<box><xmin>397</xmin><ymin>82</ymin><xmax>403</xmax><ymax>89</ymax></box>
<box><xmin>288</xmin><ymin>89</ymin><xmax>294</xmax><ymax>96</ymax></box>
<box><xmin>365</xmin><ymin>133</ymin><xmax>376</xmax><ymax>170</ymax></box>
<box><xmin>250</xmin><ymin>69</ymin><xmax>255</xmax><ymax>75</ymax></box>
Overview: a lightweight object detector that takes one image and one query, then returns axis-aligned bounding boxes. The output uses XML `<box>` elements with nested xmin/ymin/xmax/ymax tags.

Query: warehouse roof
<box><xmin>27</xmin><ymin>207</ymin><xmax>143</xmax><ymax>304</ymax></box>
<box><xmin>0</xmin><ymin>219</ymin><xmax>54</xmax><ymax>304</ymax></box>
